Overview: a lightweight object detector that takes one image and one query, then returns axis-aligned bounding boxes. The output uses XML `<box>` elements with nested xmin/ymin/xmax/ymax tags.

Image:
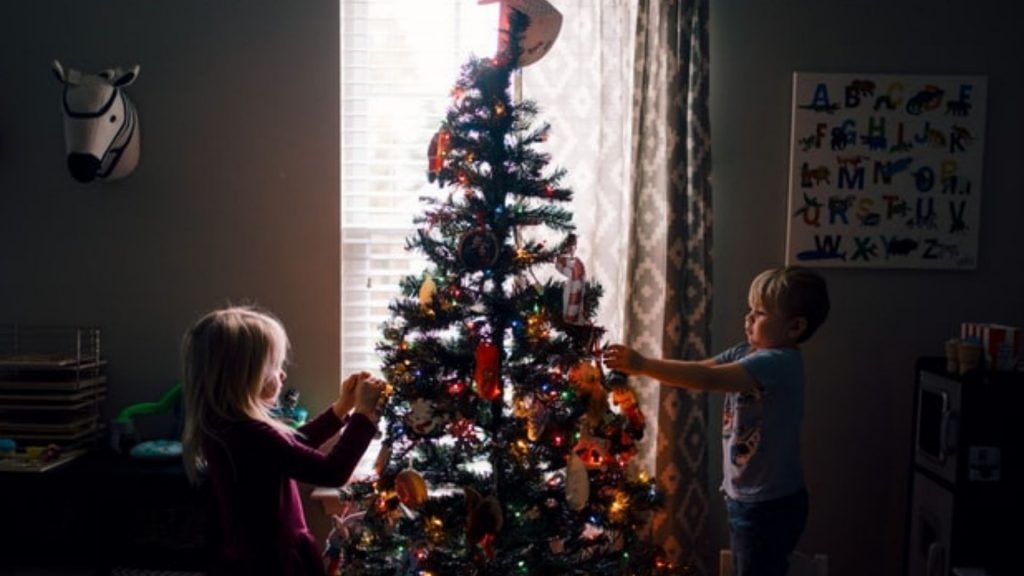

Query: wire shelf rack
<box><xmin>0</xmin><ymin>326</ymin><xmax>107</xmax><ymax>459</ymax></box>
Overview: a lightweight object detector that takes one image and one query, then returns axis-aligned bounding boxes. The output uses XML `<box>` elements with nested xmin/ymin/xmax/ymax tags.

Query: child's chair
<box><xmin>719</xmin><ymin>550</ymin><xmax>828</xmax><ymax>576</ymax></box>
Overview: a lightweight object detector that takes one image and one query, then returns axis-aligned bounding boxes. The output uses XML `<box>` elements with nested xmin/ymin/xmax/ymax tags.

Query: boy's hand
<box><xmin>333</xmin><ymin>371</ymin><xmax>370</xmax><ymax>419</ymax></box>
<box><xmin>604</xmin><ymin>344</ymin><xmax>647</xmax><ymax>375</ymax></box>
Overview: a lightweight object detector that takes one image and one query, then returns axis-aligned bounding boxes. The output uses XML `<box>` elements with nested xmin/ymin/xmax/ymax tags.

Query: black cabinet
<box><xmin>905</xmin><ymin>358</ymin><xmax>1022</xmax><ymax>576</ymax></box>
<box><xmin>0</xmin><ymin>450</ymin><xmax>216</xmax><ymax>572</ymax></box>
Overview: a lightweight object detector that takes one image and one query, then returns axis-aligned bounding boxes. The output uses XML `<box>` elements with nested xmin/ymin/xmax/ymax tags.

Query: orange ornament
<box><xmin>569</xmin><ymin>360</ymin><xmax>607</xmax><ymax>427</ymax></box>
<box><xmin>395</xmin><ymin>469</ymin><xmax>429</xmax><ymax>509</ymax></box>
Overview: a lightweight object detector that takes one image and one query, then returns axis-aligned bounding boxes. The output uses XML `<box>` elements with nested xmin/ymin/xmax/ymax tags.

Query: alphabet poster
<box><xmin>786</xmin><ymin>73</ymin><xmax>987</xmax><ymax>269</ymax></box>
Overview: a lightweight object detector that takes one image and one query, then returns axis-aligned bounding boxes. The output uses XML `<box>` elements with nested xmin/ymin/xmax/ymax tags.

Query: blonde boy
<box><xmin>606</xmin><ymin>266</ymin><xmax>829</xmax><ymax>576</ymax></box>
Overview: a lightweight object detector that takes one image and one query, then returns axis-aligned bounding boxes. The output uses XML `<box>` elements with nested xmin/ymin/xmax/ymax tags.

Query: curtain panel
<box><xmin>626</xmin><ymin>0</ymin><xmax>713</xmax><ymax>573</ymax></box>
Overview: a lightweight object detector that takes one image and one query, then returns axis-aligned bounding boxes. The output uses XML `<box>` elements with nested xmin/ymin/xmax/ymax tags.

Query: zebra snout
<box><xmin>67</xmin><ymin>153</ymin><xmax>100</xmax><ymax>183</ymax></box>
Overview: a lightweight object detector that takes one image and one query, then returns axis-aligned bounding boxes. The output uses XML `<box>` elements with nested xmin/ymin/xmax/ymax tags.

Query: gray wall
<box><xmin>2</xmin><ymin>1</ymin><xmax>1021</xmax><ymax>574</ymax></box>
<box><xmin>710</xmin><ymin>1</ymin><xmax>1023</xmax><ymax>575</ymax></box>
<box><xmin>0</xmin><ymin>0</ymin><xmax>342</xmax><ymax>426</ymax></box>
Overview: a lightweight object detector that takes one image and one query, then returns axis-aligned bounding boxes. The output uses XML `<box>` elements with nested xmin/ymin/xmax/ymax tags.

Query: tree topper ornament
<box><xmin>479</xmin><ymin>0</ymin><xmax>563</xmax><ymax>68</ymax></box>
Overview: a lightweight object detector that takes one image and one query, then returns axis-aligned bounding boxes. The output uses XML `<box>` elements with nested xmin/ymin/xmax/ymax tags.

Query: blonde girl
<box><xmin>182</xmin><ymin>306</ymin><xmax>383</xmax><ymax>575</ymax></box>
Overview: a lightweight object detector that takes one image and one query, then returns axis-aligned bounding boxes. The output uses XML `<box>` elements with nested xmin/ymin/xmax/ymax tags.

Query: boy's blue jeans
<box><xmin>726</xmin><ymin>487</ymin><xmax>808</xmax><ymax>576</ymax></box>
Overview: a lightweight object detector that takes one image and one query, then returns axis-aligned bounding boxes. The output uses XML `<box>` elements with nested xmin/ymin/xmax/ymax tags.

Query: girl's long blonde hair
<box><xmin>181</xmin><ymin>305</ymin><xmax>295</xmax><ymax>484</ymax></box>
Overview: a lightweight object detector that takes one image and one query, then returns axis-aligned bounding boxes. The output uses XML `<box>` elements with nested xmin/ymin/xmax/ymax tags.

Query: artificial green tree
<box><xmin>333</xmin><ymin>11</ymin><xmax>684</xmax><ymax>576</ymax></box>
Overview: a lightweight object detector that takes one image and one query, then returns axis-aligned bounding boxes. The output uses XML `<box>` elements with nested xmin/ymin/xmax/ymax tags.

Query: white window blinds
<box><xmin>340</xmin><ymin>1</ymin><xmax>499</xmax><ymax>378</ymax></box>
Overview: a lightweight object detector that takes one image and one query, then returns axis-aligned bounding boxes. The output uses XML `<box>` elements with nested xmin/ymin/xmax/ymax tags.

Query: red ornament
<box><xmin>474</xmin><ymin>342</ymin><xmax>502</xmax><ymax>400</ymax></box>
<box><xmin>611</xmin><ymin>386</ymin><xmax>646</xmax><ymax>432</ymax></box>
<box><xmin>427</xmin><ymin>128</ymin><xmax>451</xmax><ymax>183</ymax></box>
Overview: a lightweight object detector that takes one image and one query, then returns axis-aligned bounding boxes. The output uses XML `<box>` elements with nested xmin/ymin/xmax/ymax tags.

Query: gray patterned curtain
<box><xmin>625</xmin><ymin>0</ymin><xmax>713</xmax><ymax>573</ymax></box>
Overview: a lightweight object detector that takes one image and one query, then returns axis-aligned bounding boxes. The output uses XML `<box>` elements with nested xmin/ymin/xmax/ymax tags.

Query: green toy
<box><xmin>115</xmin><ymin>382</ymin><xmax>182</xmax><ymax>424</ymax></box>
<box><xmin>110</xmin><ymin>382</ymin><xmax>183</xmax><ymax>458</ymax></box>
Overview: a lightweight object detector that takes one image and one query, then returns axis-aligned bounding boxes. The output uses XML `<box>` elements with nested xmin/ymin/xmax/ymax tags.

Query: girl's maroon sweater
<box><xmin>203</xmin><ymin>408</ymin><xmax>377</xmax><ymax>575</ymax></box>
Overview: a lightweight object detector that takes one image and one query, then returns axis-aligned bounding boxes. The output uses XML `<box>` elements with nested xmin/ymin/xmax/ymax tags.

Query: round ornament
<box><xmin>459</xmin><ymin>229</ymin><xmax>500</xmax><ymax>270</ymax></box>
<box><xmin>406</xmin><ymin>398</ymin><xmax>441</xmax><ymax>435</ymax></box>
<box><xmin>395</xmin><ymin>469</ymin><xmax>429</xmax><ymax>509</ymax></box>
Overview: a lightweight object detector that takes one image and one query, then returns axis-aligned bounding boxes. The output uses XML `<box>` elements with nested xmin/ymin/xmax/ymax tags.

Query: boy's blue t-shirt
<box><xmin>714</xmin><ymin>342</ymin><xmax>805</xmax><ymax>502</ymax></box>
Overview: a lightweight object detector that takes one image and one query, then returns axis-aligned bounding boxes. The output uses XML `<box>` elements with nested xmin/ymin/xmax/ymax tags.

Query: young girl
<box><xmin>181</xmin><ymin>306</ymin><xmax>384</xmax><ymax>575</ymax></box>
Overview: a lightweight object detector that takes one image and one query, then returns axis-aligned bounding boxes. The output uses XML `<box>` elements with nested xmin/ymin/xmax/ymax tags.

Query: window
<box><xmin>341</xmin><ymin>1</ymin><xmax>500</xmax><ymax>378</ymax></box>
<box><xmin>341</xmin><ymin>0</ymin><xmax>636</xmax><ymax>380</ymax></box>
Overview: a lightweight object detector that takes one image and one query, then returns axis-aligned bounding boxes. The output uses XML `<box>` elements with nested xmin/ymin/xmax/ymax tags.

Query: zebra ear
<box><xmin>112</xmin><ymin>64</ymin><xmax>140</xmax><ymax>88</ymax></box>
<box><xmin>52</xmin><ymin>60</ymin><xmax>81</xmax><ymax>86</ymax></box>
<box><xmin>52</xmin><ymin>60</ymin><xmax>68</xmax><ymax>84</ymax></box>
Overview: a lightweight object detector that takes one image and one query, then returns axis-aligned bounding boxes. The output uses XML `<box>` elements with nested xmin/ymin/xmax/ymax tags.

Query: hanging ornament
<box><xmin>511</xmin><ymin>437</ymin><xmax>530</xmax><ymax>460</ymax></box>
<box><xmin>427</xmin><ymin>127</ymin><xmax>451</xmax><ymax>184</ymax></box>
<box><xmin>611</xmin><ymin>385</ymin><xmax>646</xmax><ymax>435</ymax></box>
<box><xmin>609</xmin><ymin>490</ymin><xmax>631</xmax><ymax>523</ymax></box>
<box><xmin>465</xmin><ymin>487</ymin><xmax>504</xmax><ymax>560</ymax></box>
<box><xmin>448</xmin><ymin>416</ymin><xmax>477</xmax><ymax>440</ymax></box>
<box><xmin>573</xmin><ymin>431</ymin><xmax>610</xmax><ymax>470</ymax></box>
<box><xmin>389</xmin><ymin>360</ymin><xmax>414</xmax><ymax>386</ymax></box>
<box><xmin>374</xmin><ymin>444</ymin><xmax>392</xmax><ymax>476</ymax></box>
<box><xmin>406</xmin><ymin>398</ymin><xmax>442</xmax><ymax>435</ymax></box>
<box><xmin>480</xmin><ymin>0</ymin><xmax>563</xmax><ymax>68</ymax></box>
<box><xmin>324</xmin><ymin>501</ymin><xmax>367</xmax><ymax>576</ymax></box>
<box><xmin>580</xmin><ymin>522</ymin><xmax>604</xmax><ymax>542</ymax></box>
<box><xmin>555</xmin><ymin>253</ymin><xmax>587</xmax><ymax>324</ymax></box>
<box><xmin>526</xmin><ymin>310</ymin><xmax>549</xmax><ymax>342</ymax></box>
<box><xmin>512</xmin><ymin>394</ymin><xmax>531</xmax><ymax>418</ymax></box>
<box><xmin>459</xmin><ymin>228</ymin><xmax>501</xmax><ymax>270</ymax></box>
<box><xmin>373</xmin><ymin>490</ymin><xmax>404</xmax><ymax>532</ymax></box>
<box><xmin>474</xmin><ymin>341</ymin><xmax>502</xmax><ymax>400</ymax></box>
<box><xmin>395</xmin><ymin>468</ymin><xmax>429</xmax><ymax>510</ymax></box>
<box><xmin>527</xmin><ymin>400</ymin><xmax>549</xmax><ymax>442</ymax></box>
<box><xmin>614</xmin><ymin>440</ymin><xmax>638</xmax><ymax>469</ymax></box>
<box><xmin>569</xmin><ymin>360</ymin><xmax>607</xmax><ymax>428</ymax></box>
<box><xmin>425</xmin><ymin>515</ymin><xmax>445</xmax><ymax>543</ymax></box>
<box><xmin>565</xmin><ymin>452</ymin><xmax>589</xmax><ymax>511</ymax></box>
<box><xmin>418</xmin><ymin>274</ymin><xmax>437</xmax><ymax>315</ymax></box>
<box><xmin>447</xmin><ymin>379</ymin><xmax>468</xmax><ymax>396</ymax></box>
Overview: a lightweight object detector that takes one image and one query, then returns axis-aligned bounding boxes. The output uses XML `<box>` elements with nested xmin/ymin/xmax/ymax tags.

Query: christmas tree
<box><xmin>329</xmin><ymin>9</ymin><xmax>682</xmax><ymax>576</ymax></box>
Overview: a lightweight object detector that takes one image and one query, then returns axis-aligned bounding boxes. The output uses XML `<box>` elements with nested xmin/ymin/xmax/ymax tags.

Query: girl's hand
<box><xmin>353</xmin><ymin>377</ymin><xmax>386</xmax><ymax>422</ymax></box>
<box><xmin>333</xmin><ymin>371</ymin><xmax>370</xmax><ymax>419</ymax></box>
<box><xmin>604</xmin><ymin>344</ymin><xmax>647</xmax><ymax>375</ymax></box>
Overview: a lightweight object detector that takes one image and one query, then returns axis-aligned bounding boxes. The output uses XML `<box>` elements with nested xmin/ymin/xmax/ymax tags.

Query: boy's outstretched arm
<box><xmin>604</xmin><ymin>344</ymin><xmax>758</xmax><ymax>394</ymax></box>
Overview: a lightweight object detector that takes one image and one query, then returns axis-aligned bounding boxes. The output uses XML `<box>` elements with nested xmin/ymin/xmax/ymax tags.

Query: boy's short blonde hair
<box><xmin>749</xmin><ymin>266</ymin><xmax>830</xmax><ymax>343</ymax></box>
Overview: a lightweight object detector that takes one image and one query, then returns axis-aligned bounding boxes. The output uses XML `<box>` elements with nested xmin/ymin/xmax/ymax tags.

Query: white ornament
<box><xmin>565</xmin><ymin>452</ymin><xmax>589</xmax><ymax>511</ymax></box>
<box><xmin>406</xmin><ymin>398</ymin><xmax>440</xmax><ymax>435</ymax></box>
